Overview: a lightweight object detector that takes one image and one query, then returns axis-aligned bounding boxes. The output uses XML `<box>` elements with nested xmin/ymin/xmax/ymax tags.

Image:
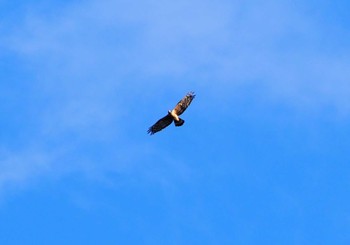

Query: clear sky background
<box><xmin>1</xmin><ymin>0</ymin><xmax>350</xmax><ymax>244</ymax></box>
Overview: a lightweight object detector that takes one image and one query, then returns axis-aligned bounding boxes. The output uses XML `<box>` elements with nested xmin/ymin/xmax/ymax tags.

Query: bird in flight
<box><xmin>147</xmin><ymin>91</ymin><xmax>196</xmax><ymax>135</ymax></box>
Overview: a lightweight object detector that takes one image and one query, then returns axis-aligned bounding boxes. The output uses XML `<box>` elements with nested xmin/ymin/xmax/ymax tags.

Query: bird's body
<box><xmin>147</xmin><ymin>91</ymin><xmax>196</xmax><ymax>135</ymax></box>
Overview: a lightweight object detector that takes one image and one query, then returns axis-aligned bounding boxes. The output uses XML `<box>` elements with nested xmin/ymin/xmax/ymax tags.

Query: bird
<box><xmin>147</xmin><ymin>91</ymin><xmax>196</xmax><ymax>135</ymax></box>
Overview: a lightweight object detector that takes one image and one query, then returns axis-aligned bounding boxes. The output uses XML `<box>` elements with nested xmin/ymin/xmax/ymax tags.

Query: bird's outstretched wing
<box><xmin>173</xmin><ymin>91</ymin><xmax>196</xmax><ymax>116</ymax></box>
<box><xmin>147</xmin><ymin>114</ymin><xmax>173</xmax><ymax>135</ymax></box>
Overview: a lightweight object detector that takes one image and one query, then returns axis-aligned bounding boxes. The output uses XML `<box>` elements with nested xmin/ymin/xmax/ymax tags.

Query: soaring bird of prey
<box><xmin>147</xmin><ymin>91</ymin><xmax>196</xmax><ymax>135</ymax></box>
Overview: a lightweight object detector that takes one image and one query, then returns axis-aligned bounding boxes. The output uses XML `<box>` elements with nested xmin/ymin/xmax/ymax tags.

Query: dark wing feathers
<box><xmin>147</xmin><ymin>91</ymin><xmax>195</xmax><ymax>135</ymax></box>
<box><xmin>173</xmin><ymin>91</ymin><xmax>196</xmax><ymax>116</ymax></box>
<box><xmin>147</xmin><ymin>114</ymin><xmax>173</xmax><ymax>135</ymax></box>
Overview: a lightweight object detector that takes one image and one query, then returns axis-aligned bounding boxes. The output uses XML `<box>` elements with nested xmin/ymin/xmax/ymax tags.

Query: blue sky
<box><xmin>1</xmin><ymin>0</ymin><xmax>350</xmax><ymax>244</ymax></box>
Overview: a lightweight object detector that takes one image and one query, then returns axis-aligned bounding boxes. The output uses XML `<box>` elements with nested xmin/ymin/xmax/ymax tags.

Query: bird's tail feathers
<box><xmin>174</xmin><ymin>118</ymin><xmax>185</xmax><ymax>127</ymax></box>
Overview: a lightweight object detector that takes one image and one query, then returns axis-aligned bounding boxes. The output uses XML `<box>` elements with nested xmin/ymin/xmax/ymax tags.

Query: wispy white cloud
<box><xmin>0</xmin><ymin>148</ymin><xmax>51</xmax><ymax>195</ymax></box>
<box><xmin>5</xmin><ymin>0</ymin><xmax>350</xmax><ymax>110</ymax></box>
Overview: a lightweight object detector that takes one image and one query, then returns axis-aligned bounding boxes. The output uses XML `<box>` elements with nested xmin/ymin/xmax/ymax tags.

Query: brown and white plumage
<box><xmin>147</xmin><ymin>91</ymin><xmax>196</xmax><ymax>135</ymax></box>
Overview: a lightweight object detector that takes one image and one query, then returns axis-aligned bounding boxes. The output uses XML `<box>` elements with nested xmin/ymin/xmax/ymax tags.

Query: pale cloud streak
<box><xmin>0</xmin><ymin>149</ymin><xmax>51</xmax><ymax>195</ymax></box>
<box><xmin>5</xmin><ymin>0</ymin><xmax>350</xmax><ymax>110</ymax></box>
